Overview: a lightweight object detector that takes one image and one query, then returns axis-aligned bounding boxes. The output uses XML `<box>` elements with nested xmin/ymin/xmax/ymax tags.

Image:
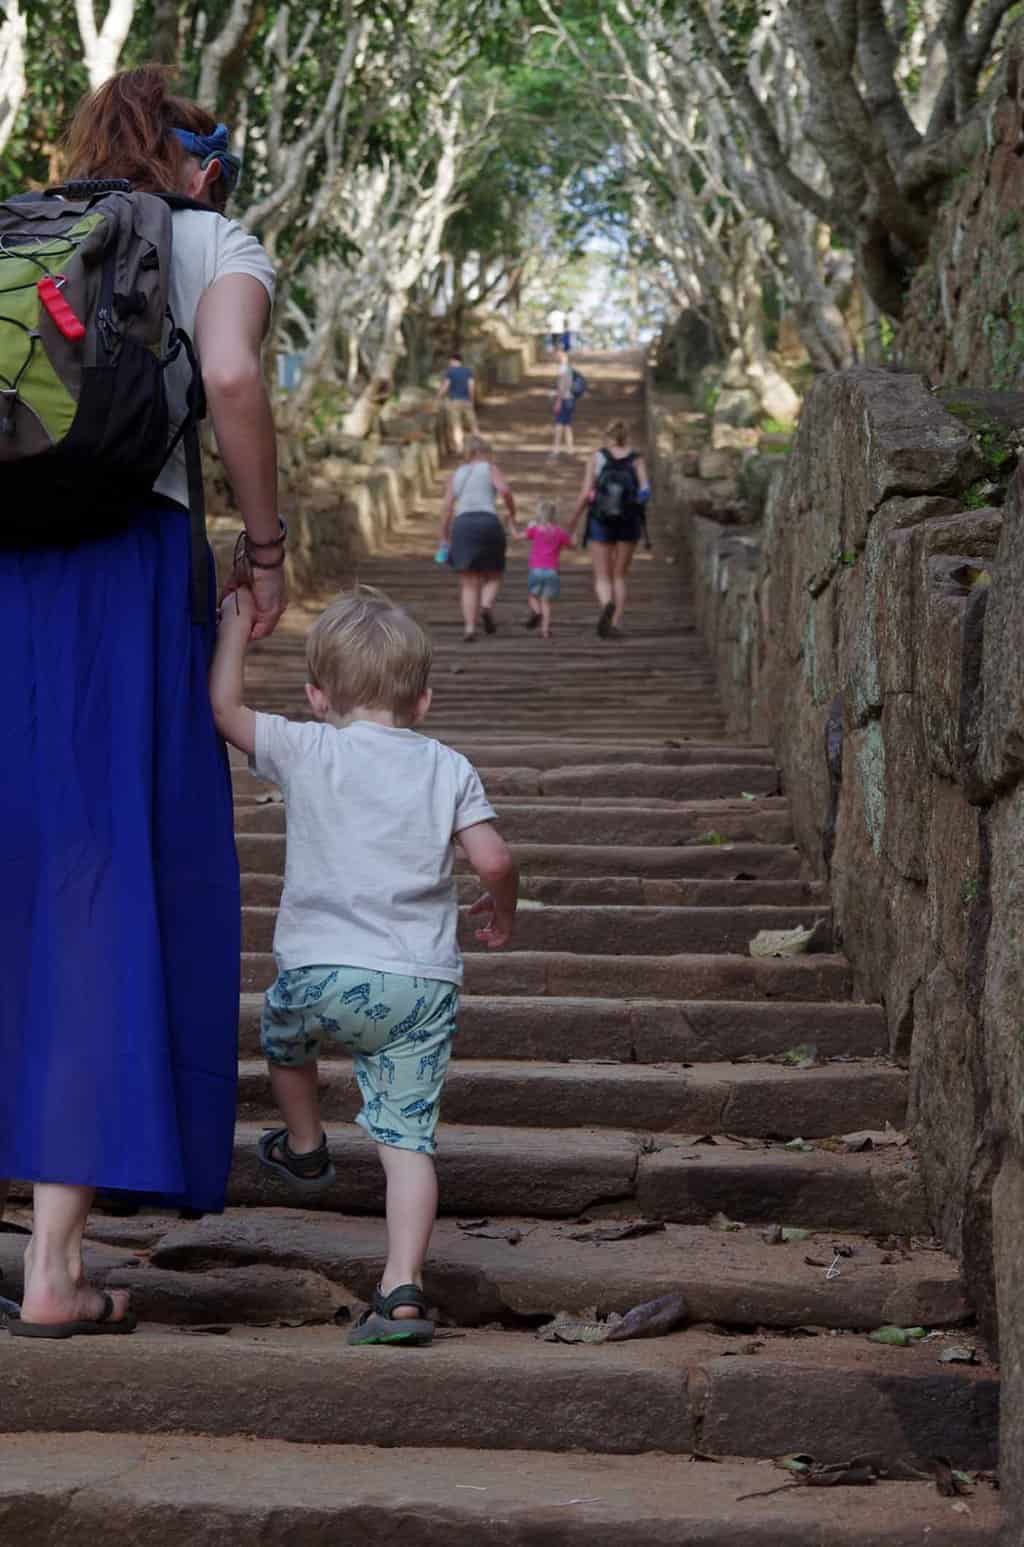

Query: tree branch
<box><xmin>0</xmin><ymin>0</ymin><xmax>26</xmax><ymax>154</ymax></box>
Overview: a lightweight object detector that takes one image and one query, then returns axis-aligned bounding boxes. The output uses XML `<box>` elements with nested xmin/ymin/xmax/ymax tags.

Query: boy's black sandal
<box><xmin>348</xmin><ymin>1283</ymin><xmax>435</xmax><ymax>1347</ymax></box>
<box><xmin>257</xmin><ymin>1127</ymin><xmax>336</xmax><ymax>1194</ymax></box>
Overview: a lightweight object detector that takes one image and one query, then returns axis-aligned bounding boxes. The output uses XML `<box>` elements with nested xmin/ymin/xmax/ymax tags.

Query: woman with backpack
<box><xmin>572</xmin><ymin>419</ymin><xmax>651</xmax><ymax>639</ymax></box>
<box><xmin>438</xmin><ymin>435</ymin><xmax>517</xmax><ymax>642</ymax></box>
<box><xmin>0</xmin><ymin>67</ymin><xmax>281</xmax><ymax>1336</ymax></box>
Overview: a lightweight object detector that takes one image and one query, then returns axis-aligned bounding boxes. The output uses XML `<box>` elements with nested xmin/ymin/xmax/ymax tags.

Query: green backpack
<box><xmin>0</xmin><ymin>179</ymin><xmax>210</xmax><ymax>615</ymax></box>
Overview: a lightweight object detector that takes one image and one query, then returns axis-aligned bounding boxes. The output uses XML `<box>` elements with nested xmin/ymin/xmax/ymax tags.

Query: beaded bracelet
<box><xmin>233</xmin><ymin>519</ymin><xmax>288</xmax><ymax>577</ymax></box>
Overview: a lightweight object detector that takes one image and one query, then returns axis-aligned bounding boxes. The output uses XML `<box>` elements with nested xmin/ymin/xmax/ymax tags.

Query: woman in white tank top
<box><xmin>440</xmin><ymin>435</ymin><xmax>518</xmax><ymax>642</ymax></box>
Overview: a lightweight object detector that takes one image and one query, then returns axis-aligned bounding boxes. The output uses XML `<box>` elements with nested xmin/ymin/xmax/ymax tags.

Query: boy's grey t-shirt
<box><xmin>251</xmin><ymin>716</ymin><xmax>496</xmax><ymax>984</ymax></box>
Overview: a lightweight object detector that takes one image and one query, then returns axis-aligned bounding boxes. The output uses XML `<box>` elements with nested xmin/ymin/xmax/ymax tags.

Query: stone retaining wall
<box><xmin>651</xmin><ymin>366</ymin><xmax>1024</xmax><ymax>1520</ymax></box>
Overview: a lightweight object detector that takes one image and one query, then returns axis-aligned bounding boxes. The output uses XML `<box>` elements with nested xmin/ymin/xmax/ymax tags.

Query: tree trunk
<box><xmin>342</xmin><ymin>289</ymin><xmax>408</xmax><ymax>438</ymax></box>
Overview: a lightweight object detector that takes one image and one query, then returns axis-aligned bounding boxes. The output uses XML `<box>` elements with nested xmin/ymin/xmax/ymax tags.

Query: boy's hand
<box><xmin>219</xmin><ymin>584</ymin><xmax>256</xmax><ymax>634</ymax></box>
<box><xmin>468</xmin><ymin>892</ymin><xmax>515</xmax><ymax>949</ymax></box>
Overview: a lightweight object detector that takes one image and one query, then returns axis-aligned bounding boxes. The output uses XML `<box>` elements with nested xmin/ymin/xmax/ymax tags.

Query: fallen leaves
<box><xmin>537</xmin><ymin>1292</ymin><xmax>688</xmax><ymax>1345</ymax></box>
<box><xmin>456</xmin><ymin>1219</ymin><xmax>524</xmax><ymax>1245</ymax></box>
<box><xmin>868</xmin><ymin>1325</ymin><xmax>927</xmax><ymax>1347</ymax></box>
<box><xmin>749</xmin><ymin>924</ymin><xmax>816</xmax><ymax>958</ymax></box>
<box><xmin>568</xmin><ymin>1221</ymin><xmax>666</xmax><ymax>1244</ymax></box>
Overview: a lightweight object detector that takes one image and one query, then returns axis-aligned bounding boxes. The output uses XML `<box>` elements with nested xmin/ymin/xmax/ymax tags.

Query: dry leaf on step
<box><xmin>749</xmin><ymin>925</ymin><xmax>815</xmax><ymax>958</ymax></box>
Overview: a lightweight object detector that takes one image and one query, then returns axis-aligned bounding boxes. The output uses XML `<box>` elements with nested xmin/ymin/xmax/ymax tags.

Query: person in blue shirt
<box><xmin>437</xmin><ymin>352</ymin><xmax>478</xmax><ymax>454</ymax></box>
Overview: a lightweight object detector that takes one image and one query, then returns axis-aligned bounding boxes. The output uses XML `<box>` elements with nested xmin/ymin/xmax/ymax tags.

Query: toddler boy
<box><xmin>210</xmin><ymin>586</ymin><xmax>518</xmax><ymax>1345</ymax></box>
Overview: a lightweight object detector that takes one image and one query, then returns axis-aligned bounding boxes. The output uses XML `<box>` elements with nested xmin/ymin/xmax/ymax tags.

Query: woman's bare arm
<box><xmin>195</xmin><ymin>275</ymin><xmax>278</xmax><ymax>546</ymax></box>
<box><xmin>572</xmin><ymin>453</ymin><xmax>596</xmax><ymax>527</ymax></box>
<box><xmin>195</xmin><ymin>274</ymin><xmax>285</xmax><ymax>637</ymax></box>
<box><xmin>441</xmin><ymin>475</ymin><xmax>456</xmax><ymax>542</ymax></box>
<box><xmin>491</xmin><ymin>462</ymin><xmax>516</xmax><ymax>523</ymax></box>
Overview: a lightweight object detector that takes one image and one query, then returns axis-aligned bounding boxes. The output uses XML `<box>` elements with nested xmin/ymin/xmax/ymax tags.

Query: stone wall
<box><xmin>898</xmin><ymin>36</ymin><xmax>1024</xmax><ymax>390</ymax></box>
<box><xmin>652</xmin><ymin>366</ymin><xmax>1024</xmax><ymax>1524</ymax></box>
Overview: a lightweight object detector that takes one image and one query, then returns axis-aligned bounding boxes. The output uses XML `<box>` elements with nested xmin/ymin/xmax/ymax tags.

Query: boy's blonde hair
<box><xmin>306</xmin><ymin>586</ymin><xmax>432</xmax><ymax>722</ymax></box>
<box><xmin>536</xmin><ymin>498</ymin><xmax>560</xmax><ymax>525</ymax></box>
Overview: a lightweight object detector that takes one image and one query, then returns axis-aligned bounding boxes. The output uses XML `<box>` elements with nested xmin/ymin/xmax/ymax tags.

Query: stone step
<box><xmin>234</xmin><ymin>800</ymin><xmax>793</xmax><ymax>846</ymax></box>
<box><xmin>239</xmin><ymin>763</ymin><xmax>780</xmax><ymax>803</ymax></box>
<box><xmin>142</xmin><ymin>1208</ymin><xmax>967</xmax><ymax>1332</ymax></box>
<box><xmin>0</xmin><ymin>1435</ymin><xmax>1000</xmax><ymax>1547</ymax></box>
<box><xmin>226</xmin><ymin>1122</ymin><xmax>926</xmax><ymax>1233</ymax></box>
<box><xmin>0</xmin><ymin>1327</ymin><xmax>997</xmax><ymax>1468</ymax></box>
<box><xmin>241</xmin><ymin>871</ymin><xmax>829</xmax><ymax>909</ymax></box>
<box><xmin>240</xmin><ymin>903</ymin><xmax>832</xmax><ymax>957</ymax></box>
<box><xmin>236</xmin><ymin>1057</ymin><xmax>906</xmax><ymax>1137</ymax></box>
<box><xmin>235</xmin><ymin>834</ymin><xmax>806</xmax><ymax>880</ymax></box>
<box><xmin>240</xmin><ymin>950</ymin><xmax>854</xmax><ymax>1000</ymax></box>
<box><xmin>237</xmin><ymin>993</ymin><xmax>887</xmax><ymax>1063</ymax></box>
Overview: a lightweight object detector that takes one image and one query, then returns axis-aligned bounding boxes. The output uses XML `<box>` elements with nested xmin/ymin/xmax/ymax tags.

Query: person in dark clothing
<box><xmin>437</xmin><ymin>352</ymin><xmax>478</xmax><ymax>454</ymax></box>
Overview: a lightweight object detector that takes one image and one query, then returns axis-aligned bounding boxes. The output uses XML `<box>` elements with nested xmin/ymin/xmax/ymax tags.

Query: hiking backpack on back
<box><xmin>570</xmin><ymin>367</ymin><xmax>587</xmax><ymax>398</ymax></box>
<box><xmin>0</xmin><ymin>180</ymin><xmax>205</xmax><ymax>558</ymax></box>
<box><xmin>593</xmin><ymin>447</ymin><xmax>638</xmax><ymax>524</ymax></box>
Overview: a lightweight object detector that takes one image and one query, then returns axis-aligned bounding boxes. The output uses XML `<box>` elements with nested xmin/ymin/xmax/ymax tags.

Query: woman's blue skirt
<box><xmin>0</xmin><ymin>501</ymin><xmax>240</xmax><ymax>1212</ymax></box>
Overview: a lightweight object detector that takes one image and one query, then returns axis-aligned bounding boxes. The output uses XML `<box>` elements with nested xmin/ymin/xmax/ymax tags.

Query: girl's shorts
<box><xmin>262</xmin><ymin>966</ymin><xmax>458</xmax><ymax>1154</ymax></box>
<box><xmin>555</xmin><ymin>399</ymin><xmax>577</xmax><ymax>426</ymax></box>
<box><xmin>528</xmin><ymin>567</ymin><xmax>561</xmax><ymax>600</ymax></box>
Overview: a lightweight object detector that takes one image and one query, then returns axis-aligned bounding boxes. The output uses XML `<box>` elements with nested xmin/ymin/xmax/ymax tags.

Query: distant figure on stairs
<box><xmin>439</xmin><ymin>435</ymin><xmax>518</xmax><ymax>643</ymax></box>
<box><xmin>436</xmin><ymin>351</ymin><xmax>478</xmax><ymax>456</ymax></box>
<box><xmin>546</xmin><ymin>306</ymin><xmax>567</xmax><ymax>352</ymax></box>
<box><xmin>0</xmin><ymin>67</ymin><xmax>283</xmax><ymax>1340</ymax></box>
<box><xmin>550</xmin><ymin>349</ymin><xmax>582</xmax><ymax>459</ymax></box>
<box><xmin>209</xmin><ymin>585</ymin><xmax>519</xmax><ymax>1347</ymax></box>
<box><xmin>573</xmin><ymin>418</ymin><xmax>651</xmax><ymax>639</ymax></box>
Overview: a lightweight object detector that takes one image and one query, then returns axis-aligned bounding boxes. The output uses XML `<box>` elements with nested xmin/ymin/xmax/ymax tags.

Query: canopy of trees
<box><xmin>1</xmin><ymin>0</ymin><xmax>1018</xmax><ymax>423</ymax></box>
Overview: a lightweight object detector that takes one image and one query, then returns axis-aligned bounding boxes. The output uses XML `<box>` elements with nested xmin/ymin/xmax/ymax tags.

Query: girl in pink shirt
<box><xmin>514</xmin><ymin>499</ymin><xmax>575</xmax><ymax>639</ymax></box>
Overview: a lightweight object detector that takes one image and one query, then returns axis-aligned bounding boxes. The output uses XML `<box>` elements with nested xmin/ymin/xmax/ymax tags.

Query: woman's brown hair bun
<box><xmin>605</xmin><ymin>418</ymin><xmax>628</xmax><ymax>446</ymax></box>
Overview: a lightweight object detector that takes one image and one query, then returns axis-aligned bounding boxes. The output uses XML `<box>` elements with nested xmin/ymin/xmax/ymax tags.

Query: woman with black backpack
<box><xmin>0</xmin><ymin>67</ymin><xmax>281</xmax><ymax>1337</ymax></box>
<box><xmin>572</xmin><ymin>418</ymin><xmax>651</xmax><ymax>639</ymax></box>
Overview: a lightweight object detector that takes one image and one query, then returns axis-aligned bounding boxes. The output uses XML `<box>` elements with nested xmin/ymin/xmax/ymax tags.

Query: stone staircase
<box><xmin>0</xmin><ymin>355</ymin><xmax>1001</xmax><ymax>1543</ymax></box>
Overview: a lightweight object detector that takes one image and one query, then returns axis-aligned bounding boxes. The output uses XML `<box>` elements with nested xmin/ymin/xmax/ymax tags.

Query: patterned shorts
<box><xmin>261</xmin><ymin>966</ymin><xmax>458</xmax><ymax>1155</ymax></box>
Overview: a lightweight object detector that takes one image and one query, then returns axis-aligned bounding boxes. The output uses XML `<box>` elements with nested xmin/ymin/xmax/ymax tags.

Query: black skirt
<box><xmin>449</xmin><ymin>510</ymin><xmax>507</xmax><ymax>573</ymax></box>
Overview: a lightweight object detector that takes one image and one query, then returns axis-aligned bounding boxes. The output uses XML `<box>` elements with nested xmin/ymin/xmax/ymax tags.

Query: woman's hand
<box><xmin>249</xmin><ymin>564</ymin><xmax>288</xmax><ymax>639</ymax></box>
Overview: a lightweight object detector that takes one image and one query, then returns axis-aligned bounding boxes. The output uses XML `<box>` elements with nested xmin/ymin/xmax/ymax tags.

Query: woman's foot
<box><xmin>524</xmin><ymin>613</ymin><xmax>541</xmax><ymax>630</ymax></box>
<box><xmin>607</xmin><ymin>624</ymin><xmax>626</xmax><ymax>639</ymax></box>
<box><xmin>463</xmin><ymin>630</ymin><xmax>477</xmax><ymax>644</ymax></box>
<box><xmin>20</xmin><ymin>1256</ymin><xmax>133</xmax><ymax>1329</ymax></box>
<box><xmin>480</xmin><ymin>608</ymin><xmax>497</xmax><ymax>635</ymax></box>
<box><xmin>596</xmin><ymin>601</ymin><xmax>615</xmax><ymax>638</ymax></box>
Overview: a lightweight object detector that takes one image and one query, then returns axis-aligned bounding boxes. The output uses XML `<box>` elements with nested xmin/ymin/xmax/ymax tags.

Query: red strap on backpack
<box><xmin>37</xmin><ymin>276</ymin><xmax>86</xmax><ymax>342</ymax></box>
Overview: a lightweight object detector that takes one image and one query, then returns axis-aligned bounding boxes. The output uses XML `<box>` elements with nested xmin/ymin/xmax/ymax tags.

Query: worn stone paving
<box><xmin>0</xmin><ymin>351</ymin><xmax>1002</xmax><ymax>1543</ymax></box>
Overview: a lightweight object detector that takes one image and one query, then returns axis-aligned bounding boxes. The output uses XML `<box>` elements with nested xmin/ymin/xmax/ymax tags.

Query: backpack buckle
<box><xmin>0</xmin><ymin>388</ymin><xmax>17</xmax><ymax>437</ymax></box>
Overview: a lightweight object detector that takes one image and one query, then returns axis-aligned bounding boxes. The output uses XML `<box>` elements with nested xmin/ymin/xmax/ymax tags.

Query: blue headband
<box><xmin>172</xmin><ymin>123</ymin><xmax>241</xmax><ymax>193</ymax></box>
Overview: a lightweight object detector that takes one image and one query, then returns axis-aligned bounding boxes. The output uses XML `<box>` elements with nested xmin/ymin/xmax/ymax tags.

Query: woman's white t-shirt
<box><xmin>452</xmin><ymin>459</ymin><xmax>498</xmax><ymax>517</ymax></box>
<box><xmin>155</xmin><ymin>209</ymin><xmax>275</xmax><ymax>509</ymax></box>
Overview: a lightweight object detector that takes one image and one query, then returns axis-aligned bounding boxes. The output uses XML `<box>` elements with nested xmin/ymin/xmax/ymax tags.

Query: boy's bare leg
<box><xmin>565</xmin><ymin>424</ymin><xmax>575</xmax><ymax>454</ymax></box>
<box><xmin>540</xmin><ymin>598</ymin><xmax>553</xmax><ymax>638</ymax></box>
<box><xmin>268</xmin><ymin>1062</ymin><xmax>323</xmax><ymax>1152</ymax></box>
<box><xmin>379</xmin><ymin>1146</ymin><xmax>438</xmax><ymax>1318</ymax></box>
